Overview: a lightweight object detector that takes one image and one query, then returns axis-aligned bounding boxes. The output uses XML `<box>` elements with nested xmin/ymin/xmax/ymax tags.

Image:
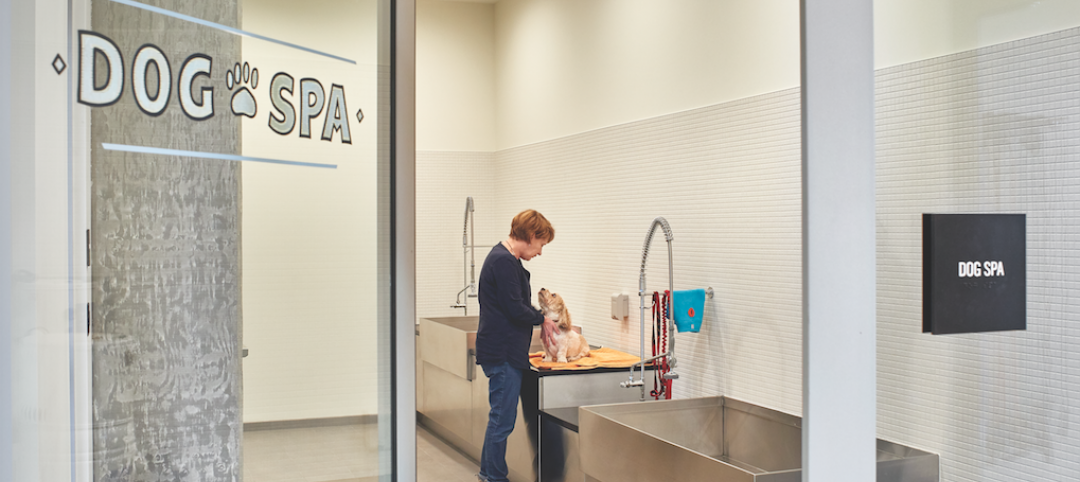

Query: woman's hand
<box><xmin>541</xmin><ymin>316</ymin><xmax>558</xmax><ymax>347</ymax></box>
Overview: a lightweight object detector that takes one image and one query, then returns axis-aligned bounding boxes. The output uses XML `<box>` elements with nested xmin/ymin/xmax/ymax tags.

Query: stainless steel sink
<box><xmin>417</xmin><ymin>316</ymin><xmax>539</xmax><ymax>482</ymax></box>
<box><xmin>418</xmin><ymin>316</ymin><xmax>561</xmax><ymax>381</ymax></box>
<box><xmin>579</xmin><ymin>396</ymin><xmax>938</xmax><ymax>482</ymax></box>
<box><xmin>416</xmin><ymin>316</ymin><xmax>589</xmax><ymax>482</ymax></box>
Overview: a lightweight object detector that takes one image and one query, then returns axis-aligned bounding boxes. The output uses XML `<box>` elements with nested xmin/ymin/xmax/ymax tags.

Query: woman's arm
<box><xmin>492</xmin><ymin>256</ymin><xmax>544</xmax><ymax>328</ymax></box>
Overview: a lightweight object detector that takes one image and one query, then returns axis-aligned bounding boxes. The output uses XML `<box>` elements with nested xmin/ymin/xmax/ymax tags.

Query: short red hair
<box><xmin>509</xmin><ymin>210</ymin><xmax>554</xmax><ymax>243</ymax></box>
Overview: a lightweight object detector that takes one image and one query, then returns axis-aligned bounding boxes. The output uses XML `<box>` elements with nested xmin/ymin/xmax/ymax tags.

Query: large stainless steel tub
<box><xmin>580</xmin><ymin>396</ymin><xmax>938</xmax><ymax>482</ymax></box>
<box><xmin>417</xmin><ymin>316</ymin><xmax>545</xmax><ymax>482</ymax></box>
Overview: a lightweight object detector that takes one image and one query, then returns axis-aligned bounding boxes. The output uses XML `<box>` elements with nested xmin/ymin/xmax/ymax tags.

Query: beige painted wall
<box><xmin>414</xmin><ymin>0</ymin><xmax>1080</xmax><ymax>151</ymax></box>
<box><xmin>493</xmin><ymin>0</ymin><xmax>800</xmax><ymax>150</ymax></box>
<box><xmin>875</xmin><ymin>0</ymin><xmax>1080</xmax><ymax>68</ymax></box>
<box><xmin>241</xmin><ymin>0</ymin><xmax>380</xmax><ymax>422</ymax></box>
<box><xmin>418</xmin><ymin>0</ymin><xmax>496</xmax><ymax>151</ymax></box>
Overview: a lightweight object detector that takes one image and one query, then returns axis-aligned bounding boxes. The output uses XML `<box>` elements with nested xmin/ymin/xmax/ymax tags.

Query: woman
<box><xmin>474</xmin><ymin>209</ymin><xmax>557</xmax><ymax>482</ymax></box>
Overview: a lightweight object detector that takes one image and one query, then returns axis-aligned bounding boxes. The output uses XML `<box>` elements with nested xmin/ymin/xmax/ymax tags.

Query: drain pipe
<box><xmin>621</xmin><ymin>217</ymin><xmax>678</xmax><ymax>401</ymax></box>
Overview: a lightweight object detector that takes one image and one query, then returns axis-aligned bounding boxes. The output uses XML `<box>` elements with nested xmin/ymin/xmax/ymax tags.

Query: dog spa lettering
<box><xmin>77</xmin><ymin>30</ymin><xmax>359</xmax><ymax>144</ymax></box>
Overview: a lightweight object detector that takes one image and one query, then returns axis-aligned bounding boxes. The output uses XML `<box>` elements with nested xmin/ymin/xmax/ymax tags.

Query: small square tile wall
<box><xmin>419</xmin><ymin>89</ymin><xmax>805</xmax><ymax>415</ymax></box>
<box><xmin>415</xmin><ymin>26</ymin><xmax>1080</xmax><ymax>482</ymax></box>
<box><xmin>876</xmin><ymin>28</ymin><xmax>1080</xmax><ymax>481</ymax></box>
<box><xmin>416</xmin><ymin>151</ymin><xmax>500</xmax><ymax>321</ymax></box>
<box><xmin>491</xmin><ymin>89</ymin><xmax>805</xmax><ymax>415</ymax></box>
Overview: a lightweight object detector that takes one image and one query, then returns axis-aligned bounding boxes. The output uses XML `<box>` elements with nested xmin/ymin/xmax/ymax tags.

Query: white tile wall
<box><xmin>416</xmin><ymin>151</ymin><xmax>500</xmax><ymax>321</ymax></box>
<box><xmin>415</xmin><ymin>26</ymin><xmax>1080</xmax><ymax>482</ymax></box>
<box><xmin>491</xmin><ymin>90</ymin><xmax>805</xmax><ymax>414</ymax></box>
<box><xmin>876</xmin><ymin>28</ymin><xmax>1080</xmax><ymax>481</ymax></box>
<box><xmin>418</xmin><ymin>91</ymin><xmax>805</xmax><ymax>414</ymax></box>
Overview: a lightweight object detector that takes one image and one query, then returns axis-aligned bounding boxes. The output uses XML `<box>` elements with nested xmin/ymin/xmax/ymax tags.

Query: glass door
<box><xmin>3</xmin><ymin>0</ymin><xmax>402</xmax><ymax>480</ymax></box>
<box><xmin>235</xmin><ymin>1</ymin><xmax>390</xmax><ymax>481</ymax></box>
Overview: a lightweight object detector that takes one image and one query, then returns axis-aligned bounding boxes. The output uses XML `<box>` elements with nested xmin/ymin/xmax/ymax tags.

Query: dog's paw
<box><xmin>557</xmin><ymin>357</ymin><xmax>568</xmax><ymax>363</ymax></box>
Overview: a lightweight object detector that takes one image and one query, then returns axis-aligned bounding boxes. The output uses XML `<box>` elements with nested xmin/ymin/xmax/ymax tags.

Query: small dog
<box><xmin>538</xmin><ymin>288</ymin><xmax>590</xmax><ymax>363</ymax></box>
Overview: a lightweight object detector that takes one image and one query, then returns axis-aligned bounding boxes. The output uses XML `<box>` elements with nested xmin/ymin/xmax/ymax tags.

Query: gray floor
<box><xmin>243</xmin><ymin>423</ymin><xmax>480</xmax><ymax>482</ymax></box>
<box><xmin>415</xmin><ymin>426</ymin><xmax>484</xmax><ymax>482</ymax></box>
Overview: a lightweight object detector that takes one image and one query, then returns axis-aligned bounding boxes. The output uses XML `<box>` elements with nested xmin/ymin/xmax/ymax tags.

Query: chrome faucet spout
<box><xmin>454</xmin><ymin>197</ymin><xmax>478</xmax><ymax>315</ymax></box>
<box><xmin>623</xmin><ymin>217</ymin><xmax>677</xmax><ymax>401</ymax></box>
<box><xmin>465</xmin><ymin>197</ymin><xmax>475</xmax><ymax>291</ymax></box>
<box><xmin>454</xmin><ymin>285</ymin><xmax>471</xmax><ymax>305</ymax></box>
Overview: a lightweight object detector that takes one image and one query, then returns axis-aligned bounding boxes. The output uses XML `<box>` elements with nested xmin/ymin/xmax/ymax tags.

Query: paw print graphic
<box><xmin>227</xmin><ymin>62</ymin><xmax>258</xmax><ymax>118</ymax></box>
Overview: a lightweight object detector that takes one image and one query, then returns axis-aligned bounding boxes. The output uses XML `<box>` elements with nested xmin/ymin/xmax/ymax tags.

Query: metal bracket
<box><xmin>467</xmin><ymin>348</ymin><xmax>476</xmax><ymax>381</ymax></box>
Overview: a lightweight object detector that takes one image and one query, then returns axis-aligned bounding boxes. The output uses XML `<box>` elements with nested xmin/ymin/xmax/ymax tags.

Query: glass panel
<box><xmin>875</xmin><ymin>1</ymin><xmax>1080</xmax><ymax>481</ymax></box>
<box><xmin>7</xmin><ymin>0</ymin><xmax>93</xmax><ymax>478</ymax></box>
<box><xmin>4</xmin><ymin>0</ymin><xmax>394</xmax><ymax>480</ymax></box>
<box><xmin>235</xmin><ymin>1</ymin><xmax>388</xmax><ymax>481</ymax></box>
<box><xmin>414</xmin><ymin>1</ymin><xmax>804</xmax><ymax>481</ymax></box>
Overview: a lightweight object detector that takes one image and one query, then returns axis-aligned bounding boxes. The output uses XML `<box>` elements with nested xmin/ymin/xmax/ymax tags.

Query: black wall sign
<box><xmin>923</xmin><ymin>214</ymin><xmax>1026</xmax><ymax>335</ymax></box>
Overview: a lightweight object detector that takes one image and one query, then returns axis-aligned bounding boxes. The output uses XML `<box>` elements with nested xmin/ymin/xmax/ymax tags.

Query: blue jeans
<box><xmin>478</xmin><ymin>362</ymin><xmax>523</xmax><ymax>482</ymax></box>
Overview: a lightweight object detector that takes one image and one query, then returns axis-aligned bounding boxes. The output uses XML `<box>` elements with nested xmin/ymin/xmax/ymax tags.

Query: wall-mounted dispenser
<box><xmin>611</xmin><ymin>292</ymin><xmax>629</xmax><ymax>321</ymax></box>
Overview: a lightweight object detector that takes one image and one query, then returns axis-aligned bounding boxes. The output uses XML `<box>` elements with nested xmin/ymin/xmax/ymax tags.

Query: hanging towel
<box><xmin>672</xmin><ymin>289</ymin><xmax>706</xmax><ymax>333</ymax></box>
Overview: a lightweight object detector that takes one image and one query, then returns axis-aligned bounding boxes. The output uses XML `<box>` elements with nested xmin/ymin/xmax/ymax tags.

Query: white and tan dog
<box><xmin>538</xmin><ymin>288</ymin><xmax>590</xmax><ymax>363</ymax></box>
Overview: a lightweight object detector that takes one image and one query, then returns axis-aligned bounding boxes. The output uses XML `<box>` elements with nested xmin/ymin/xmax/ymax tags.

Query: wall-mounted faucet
<box><xmin>620</xmin><ymin>216</ymin><xmax>678</xmax><ymax>401</ymax></box>
<box><xmin>452</xmin><ymin>197</ymin><xmax>479</xmax><ymax>314</ymax></box>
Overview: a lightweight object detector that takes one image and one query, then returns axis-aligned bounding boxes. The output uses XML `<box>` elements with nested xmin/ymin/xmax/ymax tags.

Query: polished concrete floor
<box><xmin>414</xmin><ymin>425</ymin><xmax>484</xmax><ymax>482</ymax></box>
<box><xmin>243</xmin><ymin>423</ymin><xmax>480</xmax><ymax>482</ymax></box>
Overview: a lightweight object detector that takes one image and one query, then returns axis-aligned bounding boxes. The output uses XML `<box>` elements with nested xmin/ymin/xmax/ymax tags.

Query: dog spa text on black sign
<box><xmin>923</xmin><ymin>213</ymin><xmax>1026</xmax><ymax>335</ymax></box>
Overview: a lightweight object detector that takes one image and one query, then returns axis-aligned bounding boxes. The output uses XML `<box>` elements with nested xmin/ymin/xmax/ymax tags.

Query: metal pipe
<box><xmin>452</xmin><ymin>285</ymin><xmax>470</xmax><ymax>310</ymax></box>
<box><xmin>620</xmin><ymin>217</ymin><xmax>676</xmax><ymax>401</ymax></box>
<box><xmin>454</xmin><ymin>197</ymin><xmax>476</xmax><ymax>315</ymax></box>
<box><xmin>468</xmin><ymin>198</ymin><xmax>476</xmax><ymax>297</ymax></box>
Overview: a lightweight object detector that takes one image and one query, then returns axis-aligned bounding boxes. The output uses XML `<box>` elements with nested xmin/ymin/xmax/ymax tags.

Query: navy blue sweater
<box><xmin>475</xmin><ymin>243</ymin><xmax>544</xmax><ymax>371</ymax></box>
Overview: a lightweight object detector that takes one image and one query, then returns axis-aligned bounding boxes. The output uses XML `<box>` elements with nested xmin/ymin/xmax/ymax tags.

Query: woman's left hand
<box><xmin>541</xmin><ymin>317</ymin><xmax>558</xmax><ymax>347</ymax></box>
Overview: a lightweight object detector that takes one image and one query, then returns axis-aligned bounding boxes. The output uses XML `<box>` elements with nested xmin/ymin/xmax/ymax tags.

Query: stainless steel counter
<box><xmin>417</xmin><ymin>316</ymin><xmax>650</xmax><ymax>482</ymax></box>
<box><xmin>539</xmin><ymin>408</ymin><xmax>582</xmax><ymax>482</ymax></box>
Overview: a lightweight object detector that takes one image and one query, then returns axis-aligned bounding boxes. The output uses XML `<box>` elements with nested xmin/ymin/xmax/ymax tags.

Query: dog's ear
<box><xmin>561</xmin><ymin>306</ymin><xmax>572</xmax><ymax>328</ymax></box>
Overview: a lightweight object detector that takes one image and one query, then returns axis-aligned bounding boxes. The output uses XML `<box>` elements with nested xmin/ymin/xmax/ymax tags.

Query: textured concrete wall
<box><xmin>90</xmin><ymin>0</ymin><xmax>242</xmax><ymax>480</ymax></box>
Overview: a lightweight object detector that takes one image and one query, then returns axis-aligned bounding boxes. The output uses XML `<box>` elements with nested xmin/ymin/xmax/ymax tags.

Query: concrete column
<box><xmin>800</xmin><ymin>1</ymin><xmax>876</xmax><ymax>482</ymax></box>
<box><xmin>89</xmin><ymin>1</ymin><xmax>242</xmax><ymax>480</ymax></box>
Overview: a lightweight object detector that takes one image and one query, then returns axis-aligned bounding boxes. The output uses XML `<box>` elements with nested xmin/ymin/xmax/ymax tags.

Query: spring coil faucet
<box><xmin>621</xmin><ymin>216</ymin><xmax>678</xmax><ymax>401</ymax></box>
<box><xmin>452</xmin><ymin>197</ymin><xmax>477</xmax><ymax>314</ymax></box>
